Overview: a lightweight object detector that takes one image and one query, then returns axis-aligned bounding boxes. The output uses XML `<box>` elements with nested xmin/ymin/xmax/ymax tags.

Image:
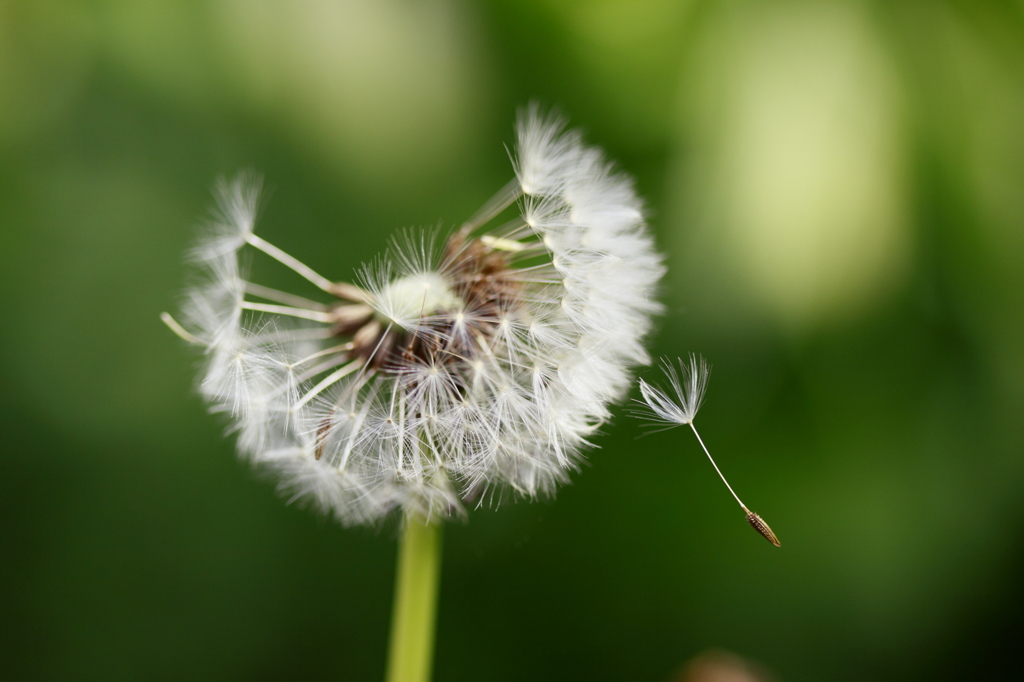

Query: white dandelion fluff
<box><xmin>164</xmin><ymin>106</ymin><xmax>664</xmax><ymax>526</ymax></box>
<box><xmin>634</xmin><ymin>355</ymin><xmax>781</xmax><ymax>547</ymax></box>
<box><xmin>636</xmin><ymin>354</ymin><xmax>711</xmax><ymax>428</ymax></box>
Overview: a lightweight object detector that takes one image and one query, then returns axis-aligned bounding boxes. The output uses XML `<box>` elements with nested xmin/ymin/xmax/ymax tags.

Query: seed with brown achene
<box><xmin>744</xmin><ymin>507</ymin><xmax>780</xmax><ymax>547</ymax></box>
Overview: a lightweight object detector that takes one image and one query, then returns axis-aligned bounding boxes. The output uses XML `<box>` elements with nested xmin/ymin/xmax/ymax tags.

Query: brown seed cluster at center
<box><xmin>328</xmin><ymin>229</ymin><xmax>528</xmax><ymax>374</ymax></box>
<box><xmin>311</xmin><ymin>229</ymin><xmax>538</xmax><ymax>460</ymax></box>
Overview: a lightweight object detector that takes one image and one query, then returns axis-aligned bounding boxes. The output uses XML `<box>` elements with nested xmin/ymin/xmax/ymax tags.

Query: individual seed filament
<box><xmin>634</xmin><ymin>355</ymin><xmax>781</xmax><ymax>547</ymax></box>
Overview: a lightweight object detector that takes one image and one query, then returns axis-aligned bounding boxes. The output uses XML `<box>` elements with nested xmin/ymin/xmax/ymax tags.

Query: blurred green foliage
<box><xmin>2</xmin><ymin>1</ymin><xmax>1023</xmax><ymax>680</ymax></box>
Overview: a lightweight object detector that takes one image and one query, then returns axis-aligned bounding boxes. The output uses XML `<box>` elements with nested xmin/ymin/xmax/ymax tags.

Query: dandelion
<box><xmin>635</xmin><ymin>355</ymin><xmax>780</xmax><ymax>547</ymax></box>
<box><xmin>163</xmin><ymin>106</ymin><xmax>663</xmax><ymax>682</ymax></box>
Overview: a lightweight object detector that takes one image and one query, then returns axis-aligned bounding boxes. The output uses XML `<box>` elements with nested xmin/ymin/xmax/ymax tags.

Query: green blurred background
<box><xmin>2</xmin><ymin>1</ymin><xmax>1023</xmax><ymax>680</ymax></box>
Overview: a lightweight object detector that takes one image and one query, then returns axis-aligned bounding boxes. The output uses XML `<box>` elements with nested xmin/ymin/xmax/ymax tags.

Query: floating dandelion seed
<box><xmin>164</xmin><ymin>106</ymin><xmax>664</xmax><ymax>526</ymax></box>
<box><xmin>634</xmin><ymin>355</ymin><xmax>780</xmax><ymax>547</ymax></box>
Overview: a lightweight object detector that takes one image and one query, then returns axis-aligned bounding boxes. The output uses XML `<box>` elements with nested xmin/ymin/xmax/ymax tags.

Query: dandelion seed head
<box><xmin>169</xmin><ymin>107</ymin><xmax>664</xmax><ymax>526</ymax></box>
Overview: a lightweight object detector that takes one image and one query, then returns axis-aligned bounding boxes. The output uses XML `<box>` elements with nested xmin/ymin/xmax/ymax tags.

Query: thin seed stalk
<box><xmin>385</xmin><ymin>517</ymin><xmax>443</xmax><ymax>682</ymax></box>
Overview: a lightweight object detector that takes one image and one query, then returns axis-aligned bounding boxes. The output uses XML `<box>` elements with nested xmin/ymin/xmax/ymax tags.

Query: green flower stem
<box><xmin>385</xmin><ymin>517</ymin><xmax>443</xmax><ymax>682</ymax></box>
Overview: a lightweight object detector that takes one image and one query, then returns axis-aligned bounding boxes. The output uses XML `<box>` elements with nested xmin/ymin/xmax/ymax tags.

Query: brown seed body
<box><xmin>744</xmin><ymin>507</ymin><xmax>781</xmax><ymax>547</ymax></box>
